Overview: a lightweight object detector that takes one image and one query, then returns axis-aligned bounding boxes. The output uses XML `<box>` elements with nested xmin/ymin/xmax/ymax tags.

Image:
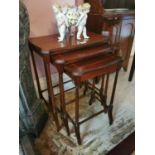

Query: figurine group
<box><xmin>52</xmin><ymin>3</ymin><xmax>91</xmax><ymax>42</ymax></box>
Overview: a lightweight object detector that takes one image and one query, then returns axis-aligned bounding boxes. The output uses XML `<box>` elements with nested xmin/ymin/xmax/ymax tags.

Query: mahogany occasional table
<box><xmin>29</xmin><ymin>32</ymin><xmax>111</xmax><ymax>136</ymax></box>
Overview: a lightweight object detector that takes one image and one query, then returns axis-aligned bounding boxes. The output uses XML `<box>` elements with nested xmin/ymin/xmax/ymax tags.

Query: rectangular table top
<box><xmin>29</xmin><ymin>32</ymin><xmax>109</xmax><ymax>55</ymax></box>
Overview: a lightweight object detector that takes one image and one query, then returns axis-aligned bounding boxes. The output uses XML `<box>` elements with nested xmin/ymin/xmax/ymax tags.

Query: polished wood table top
<box><xmin>51</xmin><ymin>44</ymin><xmax>113</xmax><ymax>65</ymax></box>
<box><xmin>64</xmin><ymin>52</ymin><xmax>122</xmax><ymax>81</ymax></box>
<box><xmin>29</xmin><ymin>32</ymin><xmax>110</xmax><ymax>55</ymax></box>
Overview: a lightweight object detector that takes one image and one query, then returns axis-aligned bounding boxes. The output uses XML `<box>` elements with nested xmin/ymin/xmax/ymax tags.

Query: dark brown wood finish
<box><xmin>58</xmin><ymin>72</ymin><xmax>70</xmax><ymax>135</ymax></box>
<box><xmin>89</xmin><ymin>78</ymin><xmax>96</xmax><ymax>105</ymax></box>
<box><xmin>62</xmin><ymin>53</ymin><xmax>122</xmax><ymax>144</ymax></box>
<box><xmin>29</xmin><ymin>32</ymin><xmax>110</xmax><ymax>134</ymax></box>
<box><xmin>129</xmin><ymin>53</ymin><xmax>135</xmax><ymax>81</ymax></box>
<box><xmin>51</xmin><ymin>44</ymin><xmax>112</xmax><ymax>65</ymax></box>
<box><xmin>29</xmin><ymin>32</ymin><xmax>109</xmax><ymax>55</ymax></box>
<box><xmin>102</xmin><ymin>0</ymin><xmax>135</xmax><ymax>9</ymax></box>
<box><xmin>29</xmin><ymin>32</ymin><xmax>122</xmax><ymax>145</ymax></box>
<box><xmin>29</xmin><ymin>33</ymin><xmax>109</xmax><ymax>98</ymax></box>
<box><xmin>64</xmin><ymin>53</ymin><xmax>122</xmax><ymax>82</ymax></box>
<box><xmin>43</xmin><ymin>55</ymin><xmax>60</xmax><ymax>131</ymax></box>
<box><xmin>85</xmin><ymin>0</ymin><xmax>135</xmax><ymax>70</ymax></box>
<box><xmin>108</xmin><ymin>70</ymin><xmax>119</xmax><ymax>125</ymax></box>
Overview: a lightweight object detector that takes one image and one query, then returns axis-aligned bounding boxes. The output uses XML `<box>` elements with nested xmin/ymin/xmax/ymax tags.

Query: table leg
<box><xmin>100</xmin><ymin>75</ymin><xmax>105</xmax><ymax>93</ymax></box>
<box><xmin>29</xmin><ymin>47</ymin><xmax>43</xmax><ymax>100</ymax></box>
<box><xmin>104</xmin><ymin>74</ymin><xmax>109</xmax><ymax>100</ymax></box>
<box><xmin>59</xmin><ymin>72</ymin><xmax>70</xmax><ymax>135</ymax></box>
<box><xmin>89</xmin><ymin>78</ymin><xmax>96</xmax><ymax>105</ymax></box>
<box><xmin>75</xmin><ymin>85</ymin><xmax>81</xmax><ymax>145</ymax></box>
<box><xmin>100</xmin><ymin>75</ymin><xmax>108</xmax><ymax>110</ymax></box>
<box><xmin>83</xmin><ymin>81</ymin><xmax>88</xmax><ymax>96</ymax></box>
<box><xmin>128</xmin><ymin>54</ymin><xmax>135</xmax><ymax>82</ymax></box>
<box><xmin>43</xmin><ymin>56</ymin><xmax>60</xmax><ymax>131</ymax></box>
<box><xmin>108</xmin><ymin>70</ymin><xmax>119</xmax><ymax>125</ymax></box>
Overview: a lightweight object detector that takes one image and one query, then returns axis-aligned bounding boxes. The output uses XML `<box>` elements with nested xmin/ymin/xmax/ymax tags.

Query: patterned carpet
<box><xmin>34</xmin><ymin>62</ymin><xmax>135</xmax><ymax>155</ymax></box>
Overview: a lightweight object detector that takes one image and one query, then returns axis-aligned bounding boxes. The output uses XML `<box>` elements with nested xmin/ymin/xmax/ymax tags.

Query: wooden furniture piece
<box><xmin>85</xmin><ymin>0</ymin><xmax>135</xmax><ymax>71</ymax></box>
<box><xmin>29</xmin><ymin>32</ymin><xmax>122</xmax><ymax>145</ymax></box>
<box><xmin>50</xmin><ymin>38</ymin><xmax>122</xmax><ymax>144</ymax></box>
<box><xmin>29</xmin><ymin>32</ymin><xmax>110</xmax><ymax>133</ymax></box>
<box><xmin>54</xmin><ymin>53</ymin><xmax>122</xmax><ymax>145</ymax></box>
<box><xmin>128</xmin><ymin>53</ymin><xmax>135</xmax><ymax>81</ymax></box>
<box><xmin>102</xmin><ymin>0</ymin><xmax>135</xmax><ymax>9</ymax></box>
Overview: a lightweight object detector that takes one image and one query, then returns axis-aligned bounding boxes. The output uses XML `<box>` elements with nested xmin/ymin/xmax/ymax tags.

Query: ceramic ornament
<box><xmin>52</xmin><ymin>4</ymin><xmax>69</xmax><ymax>42</ymax></box>
<box><xmin>52</xmin><ymin>3</ymin><xmax>91</xmax><ymax>42</ymax></box>
<box><xmin>76</xmin><ymin>3</ymin><xmax>91</xmax><ymax>40</ymax></box>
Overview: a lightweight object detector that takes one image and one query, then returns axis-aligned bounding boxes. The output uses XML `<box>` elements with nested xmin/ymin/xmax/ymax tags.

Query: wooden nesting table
<box><xmin>29</xmin><ymin>32</ymin><xmax>119</xmax><ymax>141</ymax></box>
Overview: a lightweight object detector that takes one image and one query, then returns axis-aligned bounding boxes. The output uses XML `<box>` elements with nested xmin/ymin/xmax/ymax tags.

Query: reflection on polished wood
<box><xmin>29</xmin><ymin>32</ymin><xmax>109</xmax><ymax>55</ymax></box>
<box><xmin>29</xmin><ymin>32</ymin><xmax>111</xmax><ymax>137</ymax></box>
<box><xmin>29</xmin><ymin>32</ymin><xmax>122</xmax><ymax>145</ymax></box>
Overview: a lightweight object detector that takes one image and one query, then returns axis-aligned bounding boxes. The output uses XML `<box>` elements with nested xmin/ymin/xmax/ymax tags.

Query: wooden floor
<box><xmin>107</xmin><ymin>132</ymin><xmax>135</xmax><ymax>155</ymax></box>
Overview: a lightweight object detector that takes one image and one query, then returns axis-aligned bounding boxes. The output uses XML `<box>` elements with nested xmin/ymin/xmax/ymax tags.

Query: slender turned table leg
<box><xmin>108</xmin><ymin>71</ymin><xmax>119</xmax><ymax>125</ymax></box>
<box><xmin>43</xmin><ymin>56</ymin><xmax>60</xmax><ymax>131</ymax></box>
<box><xmin>128</xmin><ymin>53</ymin><xmax>135</xmax><ymax>82</ymax></box>
<box><xmin>59</xmin><ymin>72</ymin><xmax>70</xmax><ymax>136</ymax></box>
<box><xmin>100</xmin><ymin>75</ymin><xmax>105</xmax><ymax>93</ymax></box>
<box><xmin>75</xmin><ymin>84</ymin><xmax>81</xmax><ymax>145</ymax></box>
<box><xmin>29</xmin><ymin>46</ymin><xmax>43</xmax><ymax>100</ymax></box>
<box><xmin>94</xmin><ymin>77</ymin><xmax>100</xmax><ymax>84</ymax></box>
<box><xmin>104</xmin><ymin>74</ymin><xmax>109</xmax><ymax>101</ymax></box>
<box><xmin>83</xmin><ymin>81</ymin><xmax>88</xmax><ymax>96</ymax></box>
<box><xmin>89</xmin><ymin>78</ymin><xmax>96</xmax><ymax>105</ymax></box>
<box><xmin>100</xmin><ymin>75</ymin><xmax>108</xmax><ymax>110</ymax></box>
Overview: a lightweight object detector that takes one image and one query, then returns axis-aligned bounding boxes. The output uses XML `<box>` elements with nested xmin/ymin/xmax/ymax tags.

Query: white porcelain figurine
<box><xmin>52</xmin><ymin>3</ymin><xmax>91</xmax><ymax>42</ymax></box>
<box><xmin>76</xmin><ymin>3</ymin><xmax>91</xmax><ymax>40</ymax></box>
<box><xmin>52</xmin><ymin>4</ymin><xmax>69</xmax><ymax>42</ymax></box>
